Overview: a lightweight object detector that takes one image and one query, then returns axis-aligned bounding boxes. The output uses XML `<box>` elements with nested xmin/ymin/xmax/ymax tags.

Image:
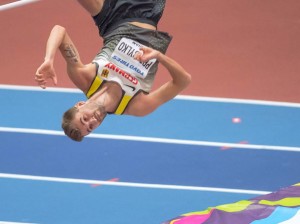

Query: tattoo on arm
<box><xmin>63</xmin><ymin>44</ymin><xmax>78</xmax><ymax>63</ymax></box>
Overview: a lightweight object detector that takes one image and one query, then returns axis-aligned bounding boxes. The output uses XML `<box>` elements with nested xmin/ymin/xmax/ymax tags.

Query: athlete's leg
<box><xmin>77</xmin><ymin>0</ymin><xmax>105</xmax><ymax>16</ymax></box>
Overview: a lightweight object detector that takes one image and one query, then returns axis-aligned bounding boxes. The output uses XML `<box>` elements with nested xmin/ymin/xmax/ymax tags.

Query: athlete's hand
<box><xmin>134</xmin><ymin>46</ymin><xmax>161</xmax><ymax>62</ymax></box>
<box><xmin>35</xmin><ymin>60</ymin><xmax>58</xmax><ymax>89</ymax></box>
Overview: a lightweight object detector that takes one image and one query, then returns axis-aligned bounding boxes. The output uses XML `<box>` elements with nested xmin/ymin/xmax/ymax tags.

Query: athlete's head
<box><xmin>62</xmin><ymin>101</ymin><xmax>107</xmax><ymax>141</ymax></box>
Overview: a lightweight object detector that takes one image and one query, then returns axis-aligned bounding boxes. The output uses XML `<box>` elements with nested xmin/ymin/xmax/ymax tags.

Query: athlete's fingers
<box><xmin>35</xmin><ymin>76</ymin><xmax>44</xmax><ymax>81</ymax></box>
<box><xmin>134</xmin><ymin>51</ymin><xmax>143</xmax><ymax>61</ymax></box>
<box><xmin>38</xmin><ymin>81</ymin><xmax>46</xmax><ymax>87</ymax></box>
<box><xmin>35</xmin><ymin>72</ymin><xmax>42</xmax><ymax>78</ymax></box>
<box><xmin>39</xmin><ymin>81</ymin><xmax>47</xmax><ymax>89</ymax></box>
<box><xmin>35</xmin><ymin>67</ymin><xmax>44</xmax><ymax>76</ymax></box>
<box><xmin>35</xmin><ymin>79</ymin><xmax>46</xmax><ymax>87</ymax></box>
<box><xmin>139</xmin><ymin>46</ymin><xmax>149</xmax><ymax>52</ymax></box>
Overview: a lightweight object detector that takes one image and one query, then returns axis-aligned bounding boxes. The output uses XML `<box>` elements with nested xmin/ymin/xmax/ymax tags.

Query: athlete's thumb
<box><xmin>52</xmin><ymin>75</ymin><xmax>58</xmax><ymax>86</ymax></box>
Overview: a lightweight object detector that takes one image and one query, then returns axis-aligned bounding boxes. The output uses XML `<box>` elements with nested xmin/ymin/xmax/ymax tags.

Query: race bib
<box><xmin>110</xmin><ymin>38</ymin><xmax>156</xmax><ymax>79</ymax></box>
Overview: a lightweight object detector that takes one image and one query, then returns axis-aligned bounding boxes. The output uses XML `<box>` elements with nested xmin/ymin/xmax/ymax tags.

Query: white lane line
<box><xmin>176</xmin><ymin>95</ymin><xmax>300</xmax><ymax>108</ymax></box>
<box><xmin>0</xmin><ymin>0</ymin><xmax>39</xmax><ymax>11</ymax></box>
<box><xmin>1</xmin><ymin>84</ymin><xmax>300</xmax><ymax>108</ymax></box>
<box><xmin>0</xmin><ymin>84</ymin><xmax>81</xmax><ymax>93</ymax></box>
<box><xmin>0</xmin><ymin>222</ymin><xmax>37</xmax><ymax>224</ymax></box>
<box><xmin>0</xmin><ymin>173</ymin><xmax>270</xmax><ymax>195</ymax></box>
<box><xmin>1</xmin><ymin>126</ymin><xmax>300</xmax><ymax>152</ymax></box>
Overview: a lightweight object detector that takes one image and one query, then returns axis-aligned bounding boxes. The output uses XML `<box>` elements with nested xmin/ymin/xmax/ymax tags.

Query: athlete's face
<box><xmin>72</xmin><ymin>101</ymin><xmax>107</xmax><ymax>136</ymax></box>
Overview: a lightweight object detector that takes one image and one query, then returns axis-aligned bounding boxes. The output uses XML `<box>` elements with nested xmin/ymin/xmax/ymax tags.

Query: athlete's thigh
<box><xmin>77</xmin><ymin>0</ymin><xmax>104</xmax><ymax>16</ymax></box>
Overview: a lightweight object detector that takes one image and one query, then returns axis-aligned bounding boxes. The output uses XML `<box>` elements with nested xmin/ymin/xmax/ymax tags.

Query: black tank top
<box><xmin>93</xmin><ymin>0</ymin><xmax>166</xmax><ymax>37</ymax></box>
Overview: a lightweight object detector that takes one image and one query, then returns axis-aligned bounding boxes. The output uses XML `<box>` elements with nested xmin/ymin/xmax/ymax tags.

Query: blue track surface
<box><xmin>1</xmin><ymin>88</ymin><xmax>300</xmax><ymax>224</ymax></box>
<box><xmin>1</xmin><ymin>88</ymin><xmax>300</xmax><ymax>146</ymax></box>
<box><xmin>0</xmin><ymin>132</ymin><xmax>299</xmax><ymax>191</ymax></box>
<box><xmin>0</xmin><ymin>178</ymin><xmax>252</xmax><ymax>224</ymax></box>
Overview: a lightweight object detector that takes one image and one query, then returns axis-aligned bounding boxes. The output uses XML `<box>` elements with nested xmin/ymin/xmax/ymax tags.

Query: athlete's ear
<box><xmin>74</xmin><ymin>101</ymin><xmax>86</xmax><ymax>108</ymax></box>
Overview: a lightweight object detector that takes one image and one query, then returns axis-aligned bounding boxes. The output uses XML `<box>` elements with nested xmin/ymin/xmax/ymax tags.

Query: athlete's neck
<box><xmin>89</xmin><ymin>83</ymin><xmax>123</xmax><ymax>113</ymax></box>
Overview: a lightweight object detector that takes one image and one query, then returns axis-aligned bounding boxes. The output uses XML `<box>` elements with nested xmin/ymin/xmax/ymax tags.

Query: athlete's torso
<box><xmin>86</xmin><ymin>33</ymin><xmax>163</xmax><ymax>114</ymax></box>
<box><xmin>87</xmin><ymin>59</ymin><xmax>147</xmax><ymax>115</ymax></box>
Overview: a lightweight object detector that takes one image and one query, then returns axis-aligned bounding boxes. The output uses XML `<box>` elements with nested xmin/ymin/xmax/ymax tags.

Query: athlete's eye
<box><xmin>82</xmin><ymin>115</ymin><xmax>88</xmax><ymax>122</ymax></box>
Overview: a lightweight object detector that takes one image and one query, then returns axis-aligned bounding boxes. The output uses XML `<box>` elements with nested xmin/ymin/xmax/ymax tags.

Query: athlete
<box><xmin>35</xmin><ymin>0</ymin><xmax>191</xmax><ymax>141</ymax></box>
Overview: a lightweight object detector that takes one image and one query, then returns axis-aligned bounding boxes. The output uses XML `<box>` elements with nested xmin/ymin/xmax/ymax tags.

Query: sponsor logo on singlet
<box><xmin>104</xmin><ymin>62</ymin><xmax>138</xmax><ymax>85</ymax></box>
<box><xmin>124</xmin><ymin>84</ymin><xmax>136</xmax><ymax>91</ymax></box>
<box><xmin>100</xmin><ymin>68</ymin><xmax>109</xmax><ymax>78</ymax></box>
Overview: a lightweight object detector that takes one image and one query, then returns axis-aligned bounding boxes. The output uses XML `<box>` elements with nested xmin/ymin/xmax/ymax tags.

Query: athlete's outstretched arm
<box><xmin>131</xmin><ymin>47</ymin><xmax>192</xmax><ymax>116</ymax></box>
<box><xmin>35</xmin><ymin>25</ymin><xmax>91</xmax><ymax>91</ymax></box>
<box><xmin>35</xmin><ymin>25</ymin><xmax>64</xmax><ymax>89</ymax></box>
